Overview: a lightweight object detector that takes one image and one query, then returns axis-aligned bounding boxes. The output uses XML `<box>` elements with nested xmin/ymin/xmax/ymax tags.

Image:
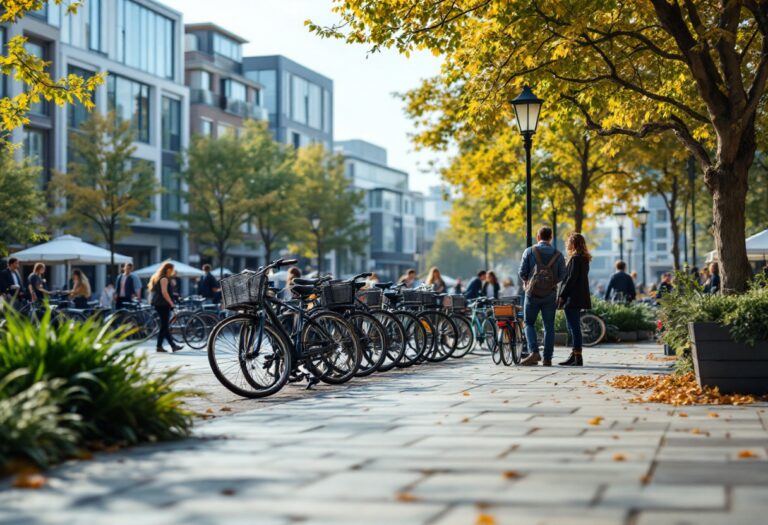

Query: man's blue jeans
<box><xmin>523</xmin><ymin>293</ymin><xmax>557</xmax><ymax>360</ymax></box>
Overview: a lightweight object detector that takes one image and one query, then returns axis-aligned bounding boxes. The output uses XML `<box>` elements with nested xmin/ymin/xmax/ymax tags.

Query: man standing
<box><xmin>463</xmin><ymin>270</ymin><xmax>487</xmax><ymax>300</ymax></box>
<box><xmin>115</xmin><ymin>263</ymin><xmax>141</xmax><ymax>308</ymax></box>
<box><xmin>518</xmin><ymin>227</ymin><xmax>566</xmax><ymax>366</ymax></box>
<box><xmin>1</xmin><ymin>258</ymin><xmax>25</xmax><ymax>302</ymax></box>
<box><xmin>604</xmin><ymin>261</ymin><xmax>637</xmax><ymax>303</ymax></box>
<box><xmin>197</xmin><ymin>264</ymin><xmax>221</xmax><ymax>303</ymax></box>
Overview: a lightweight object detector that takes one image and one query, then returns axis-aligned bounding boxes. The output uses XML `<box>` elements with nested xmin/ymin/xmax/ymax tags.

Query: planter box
<box><xmin>689</xmin><ymin>322</ymin><xmax>768</xmax><ymax>395</ymax></box>
<box><xmin>616</xmin><ymin>331</ymin><xmax>638</xmax><ymax>342</ymax></box>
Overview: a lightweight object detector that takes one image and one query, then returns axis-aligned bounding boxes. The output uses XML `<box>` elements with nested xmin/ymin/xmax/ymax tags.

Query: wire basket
<box><xmin>492</xmin><ymin>304</ymin><xmax>518</xmax><ymax>319</ymax></box>
<box><xmin>220</xmin><ymin>270</ymin><xmax>267</xmax><ymax>311</ymax></box>
<box><xmin>357</xmin><ymin>289</ymin><xmax>383</xmax><ymax>307</ymax></box>
<box><xmin>319</xmin><ymin>281</ymin><xmax>356</xmax><ymax>307</ymax></box>
<box><xmin>402</xmin><ymin>289</ymin><xmax>425</xmax><ymax>305</ymax></box>
<box><xmin>443</xmin><ymin>294</ymin><xmax>466</xmax><ymax>310</ymax></box>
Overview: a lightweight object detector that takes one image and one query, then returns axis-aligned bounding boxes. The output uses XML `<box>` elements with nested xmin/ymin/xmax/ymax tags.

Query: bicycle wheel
<box><xmin>348</xmin><ymin>311</ymin><xmax>387</xmax><ymax>377</ymax></box>
<box><xmin>449</xmin><ymin>313</ymin><xmax>474</xmax><ymax>358</ymax></box>
<box><xmin>420</xmin><ymin>311</ymin><xmax>457</xmax><ymax>363</ymax></box>
<box><xmin>170</xmin><ymin>310</ymin><xmax>194</xmax><ymax>345</ymax></box>
<box><xmin>581</xmin><ymin>313</ymin><xmax>606</xmax><ymax>347</ymax></box>
<box><xmin>491</xmin><ymin>326</ymin><xmax>504</xmax><ymax>365</ymax></box>
<box><xmin>481</xmin><ymin>317</ymin><xmax>497</xmax><ymax>353</ymax></box>
<box><xmin>392</xmin><ymin>310</ymin><xmax>428</xmax><ymax>368</ymax></box>
<box><xmin>500</xmin><ymin>322</ymin><xmax>523</xmax><ymax>365</ymax></box>
<box><xmin>372</xmin><ymin>310</ymin><xmax>406</xmax><ymax>372</ymax></box>
<box><xmin>303</xmin><ymin>310</ymin><xmax>362</xmax><ymax>384</ymax></box>
<box><xmin>184</xmin><ymin>312</ymin><xmax>218</xmax><ymax>349</ymax></box>
<box><xmin>207</xmin><ymin>314</ymin><xmax>291</xmax><ymax>398</ymax></box>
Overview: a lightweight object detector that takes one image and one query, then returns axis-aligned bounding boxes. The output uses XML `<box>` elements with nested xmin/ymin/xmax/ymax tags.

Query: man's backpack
<box><xmin>525</xmin><ymin>247</ymin><xmax>561</xmax><ymax>298</ymax></box>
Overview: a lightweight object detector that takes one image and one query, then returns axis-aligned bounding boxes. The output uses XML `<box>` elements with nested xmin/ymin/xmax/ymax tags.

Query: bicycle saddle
<box><xmin>374</xmin><ymin>282</ymin><xmax>394</xmax><ymax>289</ymax></box>
<box><xmin>294</xmin><ymin>278</ymin><xmax>322</xmax><ymax>286</ymax></box>
<box><xmin>383</xmin><ymin>291</ymin><xmax>401</xmax><ymax>303</ymax></box>
<box><xmin>353</xmin><ymin>281</ymin><xmax>366</xmax><ymax>290</ymax></box>
<box><xmin>291</xmin><ymin>284</ymin><xmax>317</xmax><ymax>297</ymax></box>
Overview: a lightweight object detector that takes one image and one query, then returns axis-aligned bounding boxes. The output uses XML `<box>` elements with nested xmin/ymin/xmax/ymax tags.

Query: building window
<box><xmin>656</xmin><ymin>242</ymin><xmax>668</xmax><ymax>252</ymax></box>
<box><xmin>67</xmin><ymin>65</ymin><xmax>94</xmax><ymax>130</ymax></box>
<box><xmin>23</xmin><ymin>128</ymin><xmax>47</xmax><ymax>189</ymax></box>
<box><xmin>218</xmin><ymin>123</ymin><xmax>234</xmax><ymax>137</ymax></box>
<box><xmin>323</xmin><ymin>89</ymin><xmax>332</xmax><ymax>133</ymax></box>
<box><xmin>24</xmin><ymin>40</ymin><xmax>49</xmax><ymax>116</ymax></box>
<box><xmin>184</xmin><ymin>33</ymin><xmax>198</xmax><ymax>52</ymax></box>
<box><xmin>212</xmin><ymin>33</ymin><xmax>241</xmax><ymax>61</ymax></box>
<box><xmin>221</xmin><ymin>79</ymin><xmax>247</xmax><ymax>101</ymax></box>
<box><xmin>87</xmin><ymin>0</ymin><xmax>102</xmax><ymax>51</ymax></box>
<box><xmin>161</xmin><ymin>165</ymin><xmax>180</xmax><ymax>220</ymax></box>
<box><xmin>117</xmin><ymin>0</ymin><xmax>174</xmax><ymax>80</ymax></box>
<box><xmin>189</xmin><ymin>70</ymin><xmax>210</xmax><ymax>90</ymax></box>
<box><xmin>161</xmin><ymin>96</ymin><xmax>181</xmax><ymax>151</ymax></box>
<box><xmin>200</xmin><ymin>118</ymin><xmax>213</xmax><ymax>137</ymax></box>
<box><xmin>245</xmin><ymin>70</ymin><xmax>276</xmax><ymax>113</ymax></box>
<box><xmin>107</xmin><ymin>74</ymin><xmax>150</xmax><ymax>143</ymax></box>
<box><xmin>654</xmin><ymin>227</ymin><xmax>668</xmax><ymax>239</ymax></box>
<box><xmin>291</xmin><ymin>131</ymin><xmax>301</xmax><ymax>149</ymax></box>
<box><xmin>290</xmin><ymin>75</ymin><xmax>308</xmax><ymax>125</ymax></box>
<box><xmin>656</xmin><ymin>209</ymin><xmax>667</xmax><ymax>222</ymax></box>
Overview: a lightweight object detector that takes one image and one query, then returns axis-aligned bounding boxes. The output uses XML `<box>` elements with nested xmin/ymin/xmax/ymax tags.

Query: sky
<box><xmin>163</xmin><ymin>0</ymin><xmax>445</xmax><ymax>193</ymax></box>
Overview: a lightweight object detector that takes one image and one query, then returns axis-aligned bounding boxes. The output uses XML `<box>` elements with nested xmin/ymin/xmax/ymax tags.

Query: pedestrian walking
<box><xmin>115</xmin><ymin>263</ymin><xmax>141</xmax><ymax>308</ymax></box>
<box><xmin>557</xmin><ymin>233</ymin><xmax>592</xmax><ymax>367</ymax></box>
<box><xmin>483</xmin><ymin>270</ymin><xmax>500</xmax><ymax>299</ymax></box>
<box><xmin>197</xmin><ymin>264</ymin><xmax>221</xmax><ymax>303</ymax></box>
<box><xmin>463</xmin><ymin>270</ymin><xmax>487</xmax><ymax>300</ymax></box>
<box><xmin>149</xmin><ymin>262</ymin><xmax>182</xmax><ymax>353</ymax></box>
<box><xmin>425</xmin><ymin>266</ymin><xmax>447</xmax><ymax>293</ymax></box>
<box><xmin>518</xmin><ymin>227</ymin><xmax>566</xmax><ymax>367</ymax></box>
<box><xmin>605</xmin><ymin>260</ymin><xmax>636</xmax><ymax>303</ymax></box>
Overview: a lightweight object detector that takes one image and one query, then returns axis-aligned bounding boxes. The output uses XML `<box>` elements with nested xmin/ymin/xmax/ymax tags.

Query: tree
<box><xmin>313</xmin><ymin>1</ymin><xmax>768</xmax><ymax>292</ymax></box>
<box><xmin>179</xmin><ymin>134</ymin><xmax>254</xmax><ymax>273</ymax></box>
<box><xmin>291</xmin><ymin>145</ymin><xmax>367</xmax><ymax>274</ymax></box>
<box><xmin>0</xmin><ymin>1</ymin><xmax>103</xmax><ymax>146</ymax></box>
<box><xmin>241</xmin><ymin>121</ymin><xmax>300</xmax><ymax>264</ymax></box>
<box><xmin>425</xmin><ymin>229</ymin><xmax>484</xmax><ymax>280</ymax></box>
<box><xmin>51</xmin><ymin>112</ymin><xmax>157</xmax><ymax>279</ymax></box>
<box><xmin>0</xmin><ymin>150</ymin><xmax>45</xmax><ymax>254</ymax></box>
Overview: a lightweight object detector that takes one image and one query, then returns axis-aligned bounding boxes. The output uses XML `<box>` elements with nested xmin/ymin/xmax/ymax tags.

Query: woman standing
<box><xmin>28</xmin><ymin>262</ymin><xmax>49</xmax><ymax>303</ymax></box>
<box><xmin>425</xmin><ymin>266</ymin><xmax>446</xmax><ymax>293</ymax></box>
<box><xmin>68</xmin><ymin>269</ymin><xmax>92</xmax><ymax>309</ymax></box>
<box><xmin>483</xmin><ymin>271</ymin><xmax>500</xmax><ymax>299</ymax></box>
<box><xmin>280</xmin><ymin>266</ymin><xmax>302</xmax><ymax>300</ymax></box>
<box><xmin>149</xmin><ymin>262</ymin><xmax>182</xmax><ymax>353</ymax></box>
<box><xmin>704</xmin><ymin>262</ymin><xmax>721</xmax><ymax>294</ymax></box>
<box><xmin>557</xmin><ymin>233</ymin><xmax>592</xmax><ymax>366</ymax></box>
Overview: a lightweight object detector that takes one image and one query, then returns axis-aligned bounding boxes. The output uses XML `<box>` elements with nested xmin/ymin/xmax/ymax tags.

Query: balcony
<box><xmin>190</xmin><ymin>88</ymin><xmax>215</xmax><ymax>106</ymax></box>
<box><xmin>220</xmin><ymin>96</ymin><xmax>268</xmax><ymax>120</ymax></box>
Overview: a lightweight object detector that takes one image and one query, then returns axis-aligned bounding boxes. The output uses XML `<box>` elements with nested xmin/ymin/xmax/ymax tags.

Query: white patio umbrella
<box><xmin>133</xmin><ymin>260</ymin><xmax>205</xmax><ymax>279</ymax></box>
<box><xmin>706</xmin><ymin>228</ymin><xmax>768</xmax><ymax>263</ymax></box>
<box><xmin>10</xmin><ymin>235</ymin><xmax>132</xmax><ymax>265</ymax></box>
<box><xmin>211</xmin><ymin>267</ymin><xmax>233</xmax><ymax>277</ymax></box>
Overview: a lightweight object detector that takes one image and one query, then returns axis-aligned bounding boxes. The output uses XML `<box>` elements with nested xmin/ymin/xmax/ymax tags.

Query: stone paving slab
<box><xmin>2</xmin><ymin>342</ymin><xmax>768</xmax><ymax>524</ymax></box>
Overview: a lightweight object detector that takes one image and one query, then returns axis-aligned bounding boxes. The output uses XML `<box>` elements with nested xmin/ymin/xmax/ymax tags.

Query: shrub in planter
<box><xmin>590</xmin><ymin>299</ymin><xmax>656</xmax><ymax>333</ymax></box>
<box><xmin>0</xmin><ymin>309</ymin><xmax>196</xmax><ymax>451</ymax></box>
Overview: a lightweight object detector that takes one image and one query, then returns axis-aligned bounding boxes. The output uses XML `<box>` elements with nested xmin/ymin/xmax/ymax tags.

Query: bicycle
<box><xmin>491</xmin><ymin>301</ymin><xmax>525</xmax><ymax>366</ymax></box>
<box><xmin>467</xmin><ymin>297</ymin><xmax>497</xmax><ymax>353</ymax></box>
<box><xmin>579</xmin><ymin>310</ymin><xmax>607</xmax><ymax>347</ymax></box>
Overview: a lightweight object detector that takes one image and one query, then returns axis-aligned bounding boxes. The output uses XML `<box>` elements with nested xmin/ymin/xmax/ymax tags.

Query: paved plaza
<box><xmin>1</xmin><ymin>342</ymin><xmax>768</xmax><ymax>525</ymax></box>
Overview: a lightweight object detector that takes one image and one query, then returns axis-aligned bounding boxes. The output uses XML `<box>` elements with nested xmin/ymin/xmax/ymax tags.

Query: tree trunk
<box><xmin>670</xmin><ymin>213</ymin><xmax>681</xmax><ymax>271</ymax></box>
<box><xmin>109</xmin><ymin>229</ymin><xmax>116</xmax><ymax>285</ymax></box>
<box><xmin>573</xmin><ymin>195</ymin><xmax>585</xmax><ymax>233</ymax></box>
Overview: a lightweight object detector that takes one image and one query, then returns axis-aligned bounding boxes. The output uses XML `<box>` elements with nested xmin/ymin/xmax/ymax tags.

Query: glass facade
<box><xmin>88</xmin><ymin>0</ymin><xmax>102</xmax><ymax>51</ymax></box>
<box><xmin>107</xmin><ymin>74</ymin><xmax>150</xmax><ymax>143</ymax></box>
<box><xmin>189</xmin><ymin>70</ymin><xmax>210</xmax><ymax>90</ymax></box>
<box><xmin>24</xmin><ymin>40</ymin><xmax>49</xmax><ymax>116</ymax></box>
<box><xmin>162</xmin><ymin>96</ymin><xmax>181</xmax><ymax>151</ymax></box>
<box><xmin>222</xmin><ymin>78</ymin><xmax>247</xmax><ymax>101</ymax></box>
<box><xmin>213</xmin><ymin>33</ymin><xmax>241</xmax><ymax>61</ymax></box>
<box><xmin>161</xmin><ymin>165</ymin><xmax>180</xmax><ymax>220</ymax></box>
<box><xmin>67</xmin><ymin>65</ymin><xmax>93</xmax><ymax>130</ymax></box>
<box><xmin>350</xmin><ymin>160</ymin><xmax>408</xmax><ymax>190</ymax></box>
<box><xmin>23</xmin><ymin>128</ymin><xmax>47</xmax><ymax>188</ymax></box>
<box><xmin>117</xmin><ymin>0</ymin><xmax>174</xmax><ymax>80</ymax></box>
<box><xmin>245</xmin><ymin>70</ymin><xmax>276</xmax><ymax>113</ymax></box>
<box><xmin>200</xmin><ymin>118</ymin><xmax>213</xmax><ymax>137</ymax></box>
<box><xmin>289</xmin><ymin>74</ymin><xmax>324</xmax><ymax>130</ymax></box>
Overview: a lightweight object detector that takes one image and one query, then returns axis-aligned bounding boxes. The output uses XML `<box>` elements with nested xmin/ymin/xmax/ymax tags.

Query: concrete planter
<box><xmin>615</xmin><ymin>331</ymin><xmax>638</xmax><ymax>342</ymax></box>
<box><xmin>688</xmin><ymin>322</ymin><xmax>768</xmax><ymax>395</ymax></box>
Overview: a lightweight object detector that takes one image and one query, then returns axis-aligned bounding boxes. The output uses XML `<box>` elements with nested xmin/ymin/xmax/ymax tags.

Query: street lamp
<box><xmin>546</xmin><ymin>196</ymin><xmax>559</xmax><ymax>251</ymax></box>
<box><xmin>311</xmin><ymin>215</ymin><xmax>322</xmax><ymax>274</ymax></box>
<box><xmin>687</xmin><ymin>155</ymin><xmax>697</xmax><ymax>267</ymax></box>
<box><xmin>510</xmin><ymin>85</ymin><xmax>544</xmax><ymax>248</ymax></box>
<box><xmin>613</xmin><ymin>210</ymin><xmax>627</xmax><ymax>262</ymax></box>
<box><xmin>637</xmin><ymin>206</ymin><xmax>650</xmax><ymax>292</ymax></box>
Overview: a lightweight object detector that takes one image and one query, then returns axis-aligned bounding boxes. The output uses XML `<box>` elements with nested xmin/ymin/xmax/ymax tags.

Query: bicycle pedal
<box><xmin>305</xmin><ymin>377</ymin><xmax>320</xmax><ymax>390</ymax></box>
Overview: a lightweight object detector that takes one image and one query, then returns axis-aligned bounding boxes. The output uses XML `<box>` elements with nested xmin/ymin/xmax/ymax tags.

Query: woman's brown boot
<box><xmin>559</xmin><ymin>349</ymin><xmax>583</xmax><ymax>366</ymax></box>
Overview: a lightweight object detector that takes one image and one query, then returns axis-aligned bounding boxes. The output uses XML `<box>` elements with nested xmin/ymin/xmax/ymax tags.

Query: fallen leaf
<box><xmin>220</xmin><ymin>406</ymin><xmax>232</xmax><ymax>412</ymax></box>
<box><xmin>12</xmin><ymin>472</ymin><xmax>47</xmax><ymax>489</ymax></box>
<box><xmin>709</xmin><ymin>412</ymin><xmax>720</xmax><ymax>418</ymax></box>
<box><xmin>476</xmin><ymin>514</ymin><xmax>497</xmax><ymax>525</ymax></box>
<box><xmin>690</xmin><ymin>428</ymin><xmax>704</xmax><ymax>435</ymax></box>
<box><xmin>463</xmin><ymin>391</ymin><xmax>471</xmax><ymax>397</ymax></box>
<box><xmin>502</xmin><ymin>400</ymin><xmax>509</xmax><ymax>404</ymax></box>
<box><xmin>396</xmin><ymin>492</ymin><xmax>418</xmax><ymax>502</ymax></box>
<box><xmin>502</xmin><ymin>470</ymin><xmax>522</xmax><ymax>479</ymax></box>
<box><xmin>206</xmin><ymin>408</ymin><xmax>214</xmax><ymax>414</ymax></box>
<box><xmin>678</xmin><ymin>412</ymin><xmax>689</xmax><ymax>418</ymax></box>
<box><xmin>639</xmin><ymin>473</ymin><xmax>652</xmax><ymax>484</ymax></box>
<box><xmin>461</xmin><ymin>417</ymin><xmax>470</xmax><ymax>423</ymax></box>
<box><xmin>612</xmin><ymin>453</ymin><xmax>627</xmax><ymax>461</ymax></box>
<box><xmin>588</xmin><ymin>417</ymin><xmax>604</xmax><ymax>426</ymax></box>
<box><xmin>737</xmin><ymin>450</ymin><xmax>759</xmax><ymax>459</ymax></box>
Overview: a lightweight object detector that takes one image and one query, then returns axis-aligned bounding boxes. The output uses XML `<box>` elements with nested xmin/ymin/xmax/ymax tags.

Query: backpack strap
<box><xmin>545</xmin><ymin>251</ymin><xmax>561</xmax><ymax>269</ymax></box>
<box><xmin>531</xmin><ymin>247</ymin><xmax>544</xmax><ymax>267</ymax></box>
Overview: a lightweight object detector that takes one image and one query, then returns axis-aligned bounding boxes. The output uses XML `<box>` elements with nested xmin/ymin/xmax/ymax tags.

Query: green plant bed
<box><xmin>590</xmin><ymin>299</ymin><xmax>656</xmax><ymax>332</ymax></box>
<box><xmin>0</xmin><ymin>308</ymin><xmax>196</xmax><ymax>471</ymax></box>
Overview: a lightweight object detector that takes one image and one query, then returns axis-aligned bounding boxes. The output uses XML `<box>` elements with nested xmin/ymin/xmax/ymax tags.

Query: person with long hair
<box><xmin>483</xmin><ymin>270</ymin><xmax>500</xmax><ymax>299</ymax></box>
<box><xmin>425</xmin><ymin>266</ymin><xmax>446</xmax><ymax>293</ymax></box>
<box><xmin>281</xmin><ymin>266</ymin><xmax>302</xmax><ymax>300</ymax></box>
<box><xmin>68</xmin><ymin>269</ymin><xmax>92</xmax><ymax>309</ymax></box>
<box><xmin>28</xmin><ymin>262</ymin><xmax>49</xmax><ymax>303</ymax></box>
<box><xmin>557</xmin><ymin>232</ymin><xmax>592</xmax><ymax>366</ymax></box>
<box><xmin>149</xmin><ymin>262</ymin><xmax>182</xmax><ymax>353</ymax></box>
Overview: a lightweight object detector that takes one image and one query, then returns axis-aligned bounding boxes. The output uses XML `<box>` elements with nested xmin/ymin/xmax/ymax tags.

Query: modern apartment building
<box><xmin>5</xmin><ymin>0</ymin><xmax>190</xmax><ymax>287</ymax></box>
<box><xmin>335</xmin><ymin>139</ymin><xmax>424</xmax><ymax>281</ymax></box>
<box><xmin>242</xmin><ymin>55</ymin><xmax>333</xmax><ymax>150</ymax></box>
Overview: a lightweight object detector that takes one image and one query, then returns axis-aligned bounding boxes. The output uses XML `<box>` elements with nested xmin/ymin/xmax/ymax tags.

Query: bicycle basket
<box><xmin>402</xmin><ymin>289</ymin><xmax>424</xmax><ymax>305</ymax></box>
<box><xmin>319</xmin><ymin>281</ymin><xmax>356</xmax><ymax>307</ymax></box>
<box><xmin>492</xmin><ymin>304</ymin><xmax>518</xmax><ymax>318</ymax></box>
<box><xmin>220</xmin><ymin>270</ymin><xmax>267</xmax><ymax>310</ymax></box>
<box><xmin>422</xmin><ymin>292</ymin><xmax>440</xmax><ymax>307</ymax></box>
<box><xmin>357</xmin><ymin>289</ymin><xmax>383</xmax><ymax>307</ymax></box>
<box><xmin>443</xmin><ymin>294</ymin><xmax>466</xmax><ymax>310</ymax></box>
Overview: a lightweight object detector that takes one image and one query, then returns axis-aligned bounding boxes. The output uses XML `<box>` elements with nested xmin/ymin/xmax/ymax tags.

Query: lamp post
<box><xmin>688</xmin><ymin>155</ymin><xmax>697</xmax><ymax>267</ymax></box>
<box><xmin>626</xmin><ymin>238</ymin><xmax>635</xmax><ymax>273</ymax></box>
<box><xmin>311</xmin><ymin>215</ymin><xmax>322</xmax><ymax>274</ymax></box>
<box><xmin>510</xmin><ymin>85</ymin><xmax>544</xmax><ymax>248</ymax></box>
<box><xmin>637</xmin><ymin>206</ymin><xmax>650</xmax><ymax>292</ymax></box>
<box><xmin>613</xmin><ymin>211</ymin><xmax>627</xmax><ymax>262</ymax></box>
<box><xmin>552</xmin><ymin>202</ymin><xmax>559</xmax><ymax>252</ymax></box>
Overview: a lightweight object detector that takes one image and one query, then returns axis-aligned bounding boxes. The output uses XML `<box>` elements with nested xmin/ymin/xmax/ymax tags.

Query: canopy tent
<box><xmin>133</xmin><ymin>260</ymin><xmax>205</xmax><ymax>279</ymax></box>
<box><xmin>211</xmin><ymin>267</ymin><xmax>234</xmax><ymax>277</ymax></box>
<box><xmin>10</xmin><ymin>235</ymin><xmax>132</xmax><ymax>265</ymax></box>
<box><xmin>706</xmin><ymin>229</ymin><xmax>768</xmax><ymax>263</ymax></box>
